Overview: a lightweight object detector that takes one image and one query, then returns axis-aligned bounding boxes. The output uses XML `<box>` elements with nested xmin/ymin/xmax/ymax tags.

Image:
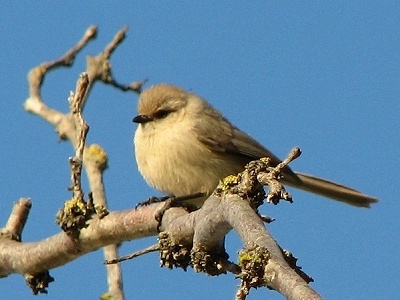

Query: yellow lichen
<box><xmin>85</xmin><ymin>144</ymin><xmax>108</xmax><ymax>170</ymax></box>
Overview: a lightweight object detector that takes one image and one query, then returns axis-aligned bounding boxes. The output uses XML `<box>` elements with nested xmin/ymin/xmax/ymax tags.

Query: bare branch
<box><xmin>0</xmin><ymin>198</ymin><xmax>31</xmax><ymax>242</ymax></box>
<box><xmin>103</xmin><ymin>25</ymin><xmax>129</xmax><ymax>58</ymax></box>
<box><xmin>0</xmin><ymin>204</ymin><xmax>161</xmax><ymax>278</ymax></box>
<box><xmin>21</xmin><ymin>27</ymin><xmax>134</xmax><ymax>298</ymax></box>
<box><xmin>106</xmin><ymin>244</ymin><xmax>160</xmax><ymax>264</ymax></box>
<box><xmin>85</xmin><ymin>25</ymin><xmax>145</xmax><ymax>96</ymax></box>
<box><xmin>27</xmin><ymin>25</ymin><xmax>97</xmax><ymax>100</ymax></box>
<box><xmin>1</xmin><ymin>152</ymin><xmax>320</xmax><ymax>299</ymax></box>
<box><xmin>68</xmin><ymin>73</ymin><xmax>90</xmax><ymax>201</ymax></box>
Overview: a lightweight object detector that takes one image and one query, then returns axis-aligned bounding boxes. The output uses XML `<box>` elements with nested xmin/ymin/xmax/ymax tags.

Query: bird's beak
<box><xmin>132</xmin><ymin>114</ymin><xmax>153</xmax><ymax>124</ymax></box>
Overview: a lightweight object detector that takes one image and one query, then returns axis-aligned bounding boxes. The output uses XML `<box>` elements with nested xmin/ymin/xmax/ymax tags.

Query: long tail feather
<box><xmin>286</xmin><ymin>172</ymin><xmax>378</xmax><ymax>208</ymax></box>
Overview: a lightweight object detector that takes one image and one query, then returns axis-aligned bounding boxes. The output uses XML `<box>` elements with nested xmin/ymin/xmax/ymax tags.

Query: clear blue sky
<box><xmin>1</xmin><ymin>2</ymin><xmax>398</xmax><ymax>299</ymax></box>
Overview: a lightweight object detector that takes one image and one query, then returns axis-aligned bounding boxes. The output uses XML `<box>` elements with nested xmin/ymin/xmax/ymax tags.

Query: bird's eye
<box><xmin>153</xmin><ymin>109</ymin><xmax>171</xmax><ymax>119</ymax></box>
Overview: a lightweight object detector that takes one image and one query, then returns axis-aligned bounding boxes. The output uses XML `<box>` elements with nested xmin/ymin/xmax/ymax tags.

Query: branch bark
<box><xmin>0</xmin><ymin>205</ymin><xmax>160</xmax><ymax>278</ymax></box>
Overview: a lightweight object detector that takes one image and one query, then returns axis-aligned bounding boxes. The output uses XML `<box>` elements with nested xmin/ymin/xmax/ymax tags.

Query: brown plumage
<box><xmin>133</xmin><ymin>84</ymin><xmax>378</xmax><ymax>208</ymax></box>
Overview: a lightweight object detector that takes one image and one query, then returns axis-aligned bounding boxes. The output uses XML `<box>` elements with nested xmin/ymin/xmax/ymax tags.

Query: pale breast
<box><xmin>134</xmin><ymin>122</ymin><xmax>244</xmax><ymax>197</ymax></box>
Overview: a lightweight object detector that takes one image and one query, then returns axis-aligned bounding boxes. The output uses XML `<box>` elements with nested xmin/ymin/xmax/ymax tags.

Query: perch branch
<box><xmin>1</xmin><ymin>151</ymin><xmax>321</xmax><ymax>299</ymax></box>
<box><xmin>153</xmin><ymin>150</ymin><xmax>321</xmax><ymax>299</ymax></box>
<box><xmin>0</xmin><ymin>204</ymin><xmax>161</xmax><ymax>278</ymax></box>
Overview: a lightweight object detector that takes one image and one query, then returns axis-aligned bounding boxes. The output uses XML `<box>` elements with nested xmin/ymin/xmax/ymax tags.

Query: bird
<box><xmin>133</xmin><ymin>84</ymin><xmax>378</xmax><ymax>208</ymax></box>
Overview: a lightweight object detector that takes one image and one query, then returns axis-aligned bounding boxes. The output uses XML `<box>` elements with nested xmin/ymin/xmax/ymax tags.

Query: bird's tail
<box><xmin>287</xmin><ymin>172</ymin><xmax>378</xmax><ymax>208</ymax></box>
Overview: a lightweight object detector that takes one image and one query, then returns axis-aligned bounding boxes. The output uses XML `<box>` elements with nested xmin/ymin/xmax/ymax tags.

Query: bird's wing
<box><xmin>193</xmin><ymin>110</ymin><xmax>300</xmax><ymax>183</ymax></box>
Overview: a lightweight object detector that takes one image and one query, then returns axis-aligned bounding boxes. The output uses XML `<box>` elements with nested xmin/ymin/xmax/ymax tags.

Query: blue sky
<box><xmin>1</xmin><ymin>2</ymin><xmax>399</xmax><ymax>299</ymax></box>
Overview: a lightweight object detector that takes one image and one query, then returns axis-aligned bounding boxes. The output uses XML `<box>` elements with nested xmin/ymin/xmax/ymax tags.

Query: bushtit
<box><xmin>133</xmin><ymin>84</ymin><xmax>377</xmax><ymax>208</ymax></box>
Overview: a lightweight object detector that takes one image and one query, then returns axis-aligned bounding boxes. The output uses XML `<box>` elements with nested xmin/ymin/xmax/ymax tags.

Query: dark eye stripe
<box><xmin>153</xmin><ymin>109</ymin><xmax>171</xmax><ymax>119</ymax></box>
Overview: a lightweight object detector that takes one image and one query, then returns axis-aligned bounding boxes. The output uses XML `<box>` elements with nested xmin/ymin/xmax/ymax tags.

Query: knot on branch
<box><xmin>56</xmin><ymin>196</ymin><xmax>95</xmax><ymax>236</ymax></box>
<box><xmin>191</xmin><ymin>245</ymin><xmax>229</xmax><ymax>276</ymax></box>
<box><xmin>25</xmin><ymin>271</ymin><xmax>54</xmax><ymax>295</ymax></box>
<box><xmin>238</xmin><ymin>245</ymin><xmax>272</xmax><ymax>294</ymax></box>
<box><xmin>158</xmin><ymin>232</ymin><xmax>191</xmax><ymax>271</ymax></box>
<box><xmin>255</xmin><ymin>157</ymin><xmax>293</xmax><ymax>205</ymax></box>
<box><xmin>216</xmin><ymin>147</ymin><xmax>301</xmax><ymax>209</ymax></box>
<box><xmin>56</xmin><ymin>114</ymin><xmax>76</xmax><ymax>141</ymax></box>
<box><xmin>0</xmin><ymin>229</ymin><xmax>19</xmax><ymax>241</ymax></box>
<box><xmin>259</xmin><ymin>147</ymin><xmax>301</xmax><ymax>204</ymax></box>
<box><xmin>216</xmin><ymin>170</ymin><xmax>265</xmax><ymax>209</ymax></box>
<box><xmin>158</xmin><ymin>232</ymin><xmax>230</xmax><ymax>276</ymax></box>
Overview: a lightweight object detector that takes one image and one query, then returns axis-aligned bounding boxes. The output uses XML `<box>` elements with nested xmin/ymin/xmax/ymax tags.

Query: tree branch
<box><xmin>0</xmin><ymin>198</ymin><xmax>31</xmax><ymax>242</ymax></box>
<box><xmin>0</xmin><ymin>204</ymin><xmax>160</xmax><ymax>278</ymax></box>
<box><xmin>1</xmin><ymin>155</ymin><xmax>321</xmax><ymax>299</ymax></box>
<box><xmin>154</xmin><ymin>153</ymin><xmax>321</xmax><ymax>299</ymax></box>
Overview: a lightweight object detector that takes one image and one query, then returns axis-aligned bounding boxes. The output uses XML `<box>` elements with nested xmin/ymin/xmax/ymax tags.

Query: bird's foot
<box><xmin>134</xmin><ymin>193</ymin><xmax>205</xmax><ymax>231</ymax></box>
<box><xmin>135</xmin><ymin>195</ymin><xmax>170</xmax><ymax>209</ymax></box>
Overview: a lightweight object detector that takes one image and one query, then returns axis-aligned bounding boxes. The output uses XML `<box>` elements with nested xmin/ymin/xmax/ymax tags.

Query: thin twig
<box><xmin>275</xmin><ymin>147</ymin><xmax>302</xmax><ymax>171</ymax></box>
<box><xmin>28</xmin><ymin>26</ymin><xmax>97</xmax><ymax>99</ymax></box>
<box><xmin>105</xmin><ymin>244</ymin><xmax>160</xmax><ymax>264</ymax></box>
<box><xmin>68</xmin><ymin>73</ymin><xmax>90</xmax><ymax>200</ymax></box>
<box><xmin>103</xmin><ymin>25</ymin><xmax>128</xmax><ymax>58</ymax></box>
<box><xmin>42</xmin><ymin>26</ymin><xmax>98</xmax><ymax>70</ymax></box>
